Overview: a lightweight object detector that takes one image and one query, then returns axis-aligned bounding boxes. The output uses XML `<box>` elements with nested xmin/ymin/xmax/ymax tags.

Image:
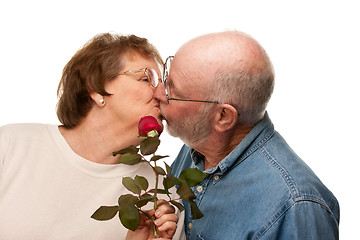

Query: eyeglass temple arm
<box><xmin>167</xmin><ymin>97</ymin><xmax>221</xmax><ymax>104</ymax></box>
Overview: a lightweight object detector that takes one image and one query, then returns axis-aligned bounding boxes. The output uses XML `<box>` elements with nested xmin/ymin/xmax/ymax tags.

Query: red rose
<box><xmin>138</xmin><ymin>116</ymin><xmax>163</xmax><ymax>137</ymax></box>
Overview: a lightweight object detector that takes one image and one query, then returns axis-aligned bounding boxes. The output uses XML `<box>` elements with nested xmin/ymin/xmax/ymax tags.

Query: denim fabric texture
<box><xmin>171</xmin><ymin>113</ymin><xmax>339</xmax><ymax>240</ymax></box>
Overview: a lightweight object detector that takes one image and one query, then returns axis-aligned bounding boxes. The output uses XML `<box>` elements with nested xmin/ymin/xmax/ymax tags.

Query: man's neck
<box><xmin>195</xmin><ymin>126</ymin><xmax>252</xmax><ymax>170</ymax></box>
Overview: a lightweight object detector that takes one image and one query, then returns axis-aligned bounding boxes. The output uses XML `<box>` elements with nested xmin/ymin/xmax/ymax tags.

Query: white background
<box><xmin>1</xmin><ymin>0</ymin><xmax>358</xmax><ymax>238</ymax></box>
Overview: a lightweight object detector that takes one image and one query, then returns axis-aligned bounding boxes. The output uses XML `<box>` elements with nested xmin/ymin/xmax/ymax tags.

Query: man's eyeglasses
<box><xmin>163</xmin><ymin>56</ymin><xmax>221</xmax><ymax>104</ymax></box>
<box><xmin>119</xmin><ymin>67</ymin><xmax>159</xmax><ymax>87</ymax></box>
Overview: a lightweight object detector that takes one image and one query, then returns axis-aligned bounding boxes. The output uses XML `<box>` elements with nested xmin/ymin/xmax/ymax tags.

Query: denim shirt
<box><xmin>171</xmin><ymin>113</ymin><xmax>339</xmax><ymax>240</ymax></box>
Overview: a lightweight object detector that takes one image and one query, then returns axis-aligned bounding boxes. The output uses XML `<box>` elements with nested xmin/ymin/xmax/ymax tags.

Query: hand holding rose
<box><xmin>126</xmin><ymin>200</ymin><xmax>178</xmax><ymax>240</ymax></box>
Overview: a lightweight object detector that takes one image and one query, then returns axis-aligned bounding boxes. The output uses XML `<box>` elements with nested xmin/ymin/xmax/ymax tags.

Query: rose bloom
<box><xmin>138</xmin><ymin>116</ymin><xmax>163</xmax><ymax>137</ymax></box>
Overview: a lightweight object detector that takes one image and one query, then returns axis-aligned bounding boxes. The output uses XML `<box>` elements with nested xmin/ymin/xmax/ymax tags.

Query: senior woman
<box><xmin>0</xmin><ymin>33</ymin><xmax>184</xmax><ymax>239</ymax></box>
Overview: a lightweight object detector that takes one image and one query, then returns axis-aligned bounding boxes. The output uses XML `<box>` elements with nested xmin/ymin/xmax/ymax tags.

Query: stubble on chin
<box><xmin>159</xmin><ymin>106</ymin><xmax>179</xmax><ymax>138</ymax></box>
<box><xmin>160</xmin><ymin>105</ymin><xmax>212</xmax><ymax>148</ymax></box>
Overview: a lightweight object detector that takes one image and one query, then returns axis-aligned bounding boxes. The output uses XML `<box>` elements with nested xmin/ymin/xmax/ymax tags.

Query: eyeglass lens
<box><xmin>146</xmin><ymin>68</ymin><xmax>159</xmax><ymax>87</ymax></box>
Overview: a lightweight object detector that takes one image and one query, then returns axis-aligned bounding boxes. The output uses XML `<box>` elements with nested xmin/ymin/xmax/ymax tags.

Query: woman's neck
<box><xmin>59</xmin><ymin>110</ymin><xmax>140</xmax><ymax>164</ymax></box>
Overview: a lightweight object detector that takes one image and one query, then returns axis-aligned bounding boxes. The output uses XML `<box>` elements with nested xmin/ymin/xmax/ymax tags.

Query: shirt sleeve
<box><xmin>260</xmin><ymin>200</ymin><xmax>339</xmax><ymax>240</ymax></box>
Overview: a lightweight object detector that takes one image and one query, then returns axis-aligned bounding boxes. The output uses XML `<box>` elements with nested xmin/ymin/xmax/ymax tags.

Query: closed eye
<box><xmin>140</xmin><ymin>77</ymin><xmax>150</xmax><ymax>83</ymax></box>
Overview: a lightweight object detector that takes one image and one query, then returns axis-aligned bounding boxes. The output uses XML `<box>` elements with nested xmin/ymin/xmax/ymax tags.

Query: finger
<box><xmin>156</xmin><ymin>199</ymin><xmax>174</xmax><ymax>211</ymax></box>
<box><xmin>155</xmin><ymin>204</ymin><xmax>176</xmax><ymax>218</ymax></box>
<box><xmin>154</xmin><ymin>215</ymin><xmax>178</xmax><ymax>238</ymax></box>
<box><xmin>157</xmin><ymin>220</ymin><xmax>177</xmax><ymax>234</ymax></box>
<box><xmin>154</xmin><ymin>212</ymin><xmax>179</xmax><ymax>226</ymax></box>
<box><xmin>146</xmin><ymin>208</ymin><xmax>155</xmax><ymax>217</ymax></box>
<box><xmin>156</xmin><ymin>199</ymin><xmax>167</xmax><ymax>206</ymax></box>
<box><xmin>154</xmin><ymin>210</ymin><xmax>178</xmax><ymax>238</ymax></box>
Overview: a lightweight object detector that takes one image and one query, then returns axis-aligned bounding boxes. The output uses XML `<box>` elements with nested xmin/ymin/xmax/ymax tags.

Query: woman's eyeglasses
<box><xmin>119</xmin><ymin>67</ymin><xmax>159</xmax><ymax>87</ymax></box>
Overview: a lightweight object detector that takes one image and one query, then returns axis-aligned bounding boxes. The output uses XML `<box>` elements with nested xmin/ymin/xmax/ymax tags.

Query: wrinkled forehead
<box><xmin>170</xmin><ymin>53</ymin><xmax>210</xmax><ymax>92</ymax></box>
<box><xmin>173</xmin><ymin>46</ymin><xmax>220</xmax><ymax>86</ymax></box>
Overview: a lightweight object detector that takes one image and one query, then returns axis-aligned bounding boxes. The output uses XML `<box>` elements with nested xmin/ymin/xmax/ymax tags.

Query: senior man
<box><xmin>154</xmin><ymin>31</ymin><xmax>339</xmax><ymax>239</ymax></box>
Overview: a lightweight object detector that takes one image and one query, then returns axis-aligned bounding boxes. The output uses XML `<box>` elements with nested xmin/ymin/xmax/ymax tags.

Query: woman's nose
<box><xmin>154</xmin><ymin>82</ymin><xmax>167</xmax><ymax>102</ymax></box>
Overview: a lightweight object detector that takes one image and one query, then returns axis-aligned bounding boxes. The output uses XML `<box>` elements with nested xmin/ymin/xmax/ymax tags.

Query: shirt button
<box><xmin>188</xmin><ymin>223</ymin><xmax>192</xmax><ymax>230</ymax></box>
<box><xmin>196</xmin><ymin>186</ymin><xmax>203</xmax><ymax>193</ymax></box>
<box><xmin>214</xmin><ymin>175</ymin><xmax>220</xmax><ymax>181</ymax></box>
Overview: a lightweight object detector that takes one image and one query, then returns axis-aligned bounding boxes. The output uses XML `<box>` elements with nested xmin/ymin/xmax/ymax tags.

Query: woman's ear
<box><xmin>90</xmin><ymin>92</ymin><xmax>106</xmax><ymax>107</ymax></box>
<box><xmin>214</xmin><ymin>104</ymin><xmax>238</xmax><ymax>132</ymax></box>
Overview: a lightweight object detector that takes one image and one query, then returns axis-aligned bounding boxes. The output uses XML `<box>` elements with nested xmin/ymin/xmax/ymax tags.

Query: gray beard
<box><xmin>162</xmin><ymin>105</ymin><xmax>213</xmax><ymax>149</ymax></box>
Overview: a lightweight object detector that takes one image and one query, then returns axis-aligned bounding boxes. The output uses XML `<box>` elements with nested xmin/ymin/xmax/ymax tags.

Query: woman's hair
<box><xmin>56</xmin><ymin>33</ymin><xmax>163</xmax><ymax>128</ymax></box>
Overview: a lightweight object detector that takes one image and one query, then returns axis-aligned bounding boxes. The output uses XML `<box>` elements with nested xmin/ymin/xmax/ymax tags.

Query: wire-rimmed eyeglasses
<box><xmin>163</xmin><ymin>56</ymin><xmax>221</xmax><ymax>104</ymax></box>
<box><xmin>119</xmin><ymin>67</ymin><xmax>159</xmax><ymax>87</ymax></box>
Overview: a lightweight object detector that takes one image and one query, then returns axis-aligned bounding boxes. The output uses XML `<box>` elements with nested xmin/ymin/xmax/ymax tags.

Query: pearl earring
<box><xmin>99</xmin><ymin>98</ymin><xmax>105</xmax><ymax>105</ymax></box>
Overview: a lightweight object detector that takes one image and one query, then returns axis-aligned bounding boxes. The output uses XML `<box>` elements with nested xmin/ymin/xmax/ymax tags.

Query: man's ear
<box><xmin>214</xmin><ymin>104</ymin><xmax>238</xmax><ymax>132</ymax></box>
<box><xmin>90</xmin><ymin>92</ymin><xmax>106</xmax><ymax>107</ymax></box>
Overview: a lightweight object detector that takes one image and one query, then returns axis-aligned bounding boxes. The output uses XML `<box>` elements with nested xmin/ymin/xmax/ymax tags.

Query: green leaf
<box><xmin>164</xmin><ymin>162</ymin><xmax>171</xmax><ymax>175</ymax></box>
<box><xmin>140</xmin><ymin>137</ymin><xmax>160</xmax><ymax>155</ymax></box>
<box><xmin>150</xmin><ymin>155</ymin><xmax>169</xmax><ymax>162</ymax></box>
<box><xmin>119</xmin><ymin>204</ymin><xmax>140</xmax><ymax>231</ymax></box>
<box><xmin>91</xmin><ymin>206</ymin><xmax>119</xmax><ymax>221</ymax></box>
<box><xmin>113</xmin><ymin>145</ymin><xmax>139</xmax><ymax>156</ymax></box>
<box><xmin>148</xmin><ymin>188</ymin><xmax>170</xmax><ymax>195</ymax></box>
<box><xmin>162</xmin><ymin>177</ymin><xmax>172</xmax><ymax>199</ymax></box>
<box><xmin>136</xmin><ymin>193</ymin><xmax>155</xmax><ymax>208</ymax></box>
<box><xmin>176</xmin><ymin>182</ymin><xmax>196</xmax><ymax>202</ymax></box>
<box><xmin>163</xmin><ymin>175</ymin><xmax>181</xmax><ymax>190</ymax></box>
<box><xmin>118</xmin><ymin>153</ymin><xmax>142</xmax><ymax>165</ymax></box>
<box><xmin>118</xmin><ymin>194</ymin><xmax>138</xmax><ymax>206</ymax></box>
<box><xmin>134</xmin><ymin>175</ymin><xmax>149</xmax><ymax>191</ymax></box>
<box><xmin>170</xmin><ymin>200</ymin><xmax>185</xmax><ymax>212</ymax></box>
<box><xmin>189</xmin><ymin>200</ymin><xmax>204</xmax><ymax>219</ymax></box>
<box><xmin>122</xmin><ymin>177</ymin><xmax>141</xmax><ymax>195</ymax></box>
<box><xmin>179</xmin><ymin>168</ymin><xmax>207</xmax><ymax>187</ymax></box>
<box><xmin>153</xmin><ymin>166</ymin><xmax>167</xmax><ymax>175</ymax></box>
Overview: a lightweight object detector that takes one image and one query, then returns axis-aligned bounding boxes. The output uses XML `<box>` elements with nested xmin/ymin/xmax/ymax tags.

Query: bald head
<box><xmin>176</xmin><ymin>31</ymin><xmax>269</xmax><ymax>77</ymax></box>
<box><xmin>174</xmin><ymin>31</ymin><xmax>275</xmax><ymax>125</ymax></box>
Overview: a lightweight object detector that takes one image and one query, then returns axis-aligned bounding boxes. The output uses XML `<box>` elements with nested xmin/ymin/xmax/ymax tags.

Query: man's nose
<box><xmin>154</xmin><ymin>82</ymin><xmax>167</xmax><ymax>103</ymax></box>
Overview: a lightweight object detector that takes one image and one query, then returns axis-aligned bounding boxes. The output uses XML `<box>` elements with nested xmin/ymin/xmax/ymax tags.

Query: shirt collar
<box><xmin>190</xmin><ymin>112</ymin><xmax>275</xmax><ymax>175</ymax></box>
